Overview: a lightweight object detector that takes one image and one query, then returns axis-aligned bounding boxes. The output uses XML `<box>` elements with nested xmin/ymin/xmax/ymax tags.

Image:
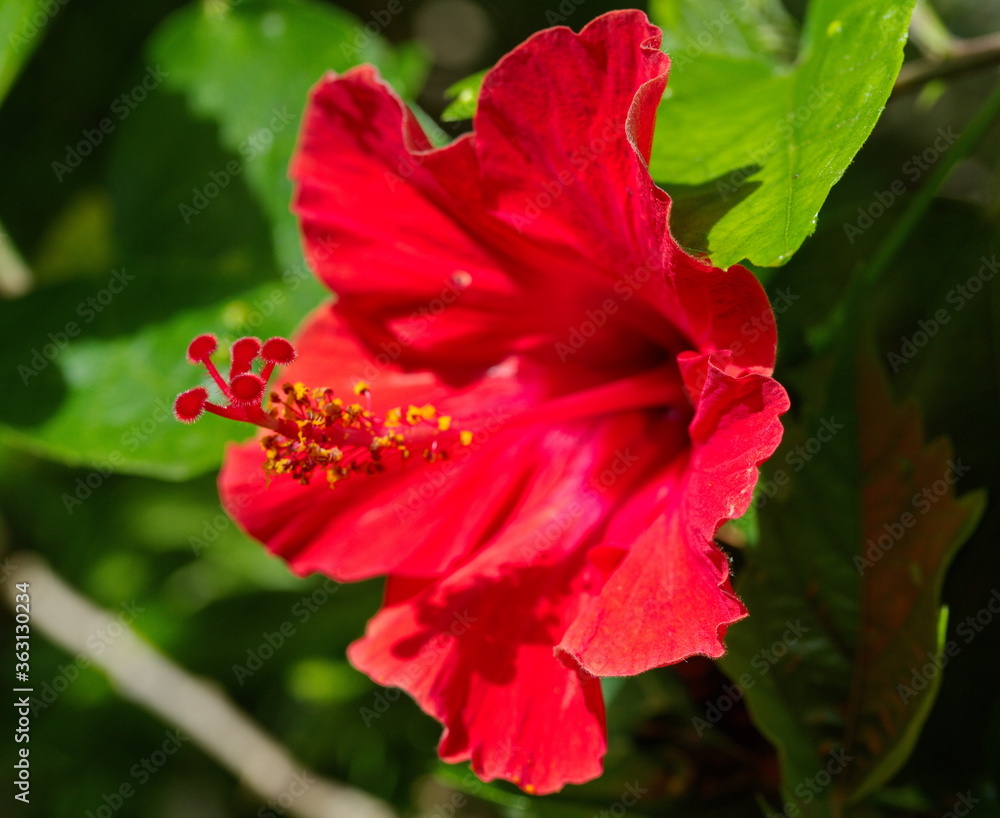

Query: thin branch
<box><xmin>2</xmin><ymin>551</ymin><xmax>398</xmax><ymax>818</ymax></box>
<box><xmin>895</xmin><ymin>30</ymin><xmax>1000</xmax><ymax>96</ymax></box>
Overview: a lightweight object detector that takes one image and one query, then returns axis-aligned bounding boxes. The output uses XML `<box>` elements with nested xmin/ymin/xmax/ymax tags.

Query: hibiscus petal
<box><xmin>560</xmin><ymin>359</ymin><xmax>789</xmax><ymax>675</ymax></box>
<box><xmin>668</xmin><ymin>259</ymin><xmax>780</xmax><ymax>372</ymax></box>
<box><xmin>347</xmin><ymin>427</ymin><xmax>617</xmax><ymax>794</ymax></box>
<box><xmin>476</xmin><ymin>11</ymin><xmax>669</xmax><ymax>257</ymax></box>
<box><xmin>291</xmin><ymin>13</ymin><xmax>697</xmax><ymax>375</ymax></box>
<box><xmin>292</xmin><ymin>67</ymin><xmax>537</xmax><ymax>377</ymax></box>
<box><xmin>218</xmin><ymin>306</ymin><xmax>540</xmax><ymax>580</ymax></box>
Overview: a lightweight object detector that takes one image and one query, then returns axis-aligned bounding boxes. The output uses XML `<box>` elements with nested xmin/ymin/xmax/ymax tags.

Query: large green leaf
<box><xmin>0</xmin><ymin>274</ymin><xmax>326</xmax><ymax>480</ymax></box>
<box><xmin>650</xmin><ymin>0</ymin><xmax>915</xmax><ymax>268</ymax></box>
<box><xmin>718</xmin><ymin>341</ymin><xmax>984</xmax><ymax>815</ymax></box>
<box><xmin>0</xmin><ymin>0</ymin><xmax>422</xmax><ymax>479</ymax></box>
<box><xmin>650</xmin><ymin>0</ymin><xmax>796</xmax><ymax>62</ymax></box>
<box><xmin>150</xmin><ymin>0</ymin><xmax>426</xmax><ymax>268</ymax></box>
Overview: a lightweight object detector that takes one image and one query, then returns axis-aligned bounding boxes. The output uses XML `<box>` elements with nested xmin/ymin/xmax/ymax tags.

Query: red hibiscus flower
<box><xmin>177</xmin><ymin>9</ymin><xmax>788</xmax><ymax>795</ymax></box>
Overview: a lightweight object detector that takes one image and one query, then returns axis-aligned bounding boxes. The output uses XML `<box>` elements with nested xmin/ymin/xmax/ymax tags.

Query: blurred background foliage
<box><xmin>1</xmin><ymin>0</ymin><xmax>999</xmax><ymax>816</ymax></box>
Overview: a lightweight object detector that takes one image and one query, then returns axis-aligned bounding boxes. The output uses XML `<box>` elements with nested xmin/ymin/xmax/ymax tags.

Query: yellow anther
<box><xmin>459</xmin><ymin>430</ymin><xmax>473</xmax><ymax>446</ymax></box>
<box><xmin>353</xmin><ymin>381</ymin><xmax>370</xmax><ymax>395</ymax></box>
<box><xmin>293</xmin><ymin>382</ymin><xmax>307</xmax><ymax>400</ymax></box>
<box><xmin>385</xmin><ymin>407</ymin><xmax>402</xmax><ymax>427</ymax></box>
<box><xmin>406</xmin><ymin>403</ymin><xmax>437</xmax><ymax>424</ymax></box>
<box><xmin>437</xmin><ymin>415</ymin><xmax>452</xmax><ymax>431</ymax></box>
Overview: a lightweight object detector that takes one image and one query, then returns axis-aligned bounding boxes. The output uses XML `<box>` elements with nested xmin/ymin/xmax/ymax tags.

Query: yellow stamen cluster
<box><xmin>259</xmin><ymin>382</ymin><xmax>472</xmax><ymax>487</ymax></box>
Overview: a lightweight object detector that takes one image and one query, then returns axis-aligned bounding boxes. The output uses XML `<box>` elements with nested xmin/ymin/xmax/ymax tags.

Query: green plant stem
<box><xmin>860</xmin><ymin>77</ymin><xmax>1000</xmax><ymax>291</ymax></box>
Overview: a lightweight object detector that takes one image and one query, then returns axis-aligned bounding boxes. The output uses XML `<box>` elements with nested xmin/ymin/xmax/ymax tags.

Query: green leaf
<box><xmin>441</xmin><ymin>69</ymin><xmax>488</xmax><ymax>122</ymax></box>
<box><xmin>150</xmin><ymin>0</ymin><xmax>427</xmax><ymax>268</ymax></box>
<box><xmin>650</xmin><ymin>0</ymin><xmax>796</xmax><ymax>62</ymax></box>
<box><xmin>650</xmin><ymin>0</ymin><xmax>915</xmax><ymax>267</ymax></box>
<box><xmin>0</xmin><ymin>0</ymin><xmax>422</xmax><ymax>479</ymax></box>
<box><xmin>0</xmin><ymin>0</ymin><xmax>54</xmax><ymax>103</ymax></box>
<box><xmin>719</xmin><ymin>342</ymin><xmax>984</xmax><ymax>814</ymax></box>
<box><xmin>0</xmin><ymin>272</ymin><xmax>326</xmax><ymax>479</ymax></box>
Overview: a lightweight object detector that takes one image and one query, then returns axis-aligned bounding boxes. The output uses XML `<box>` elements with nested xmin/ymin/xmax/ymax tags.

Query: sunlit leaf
<box><xmin>0</xmin><ymin>0</ymin><xmax>421</xmax><ymax>478</ymax></box>
<box><xmin>650</xmin><ymin>0</ymin><xmax>915</xmax><ymax>267</ymax></box>
<box><xmin>442</xmin><ymin>69</ymin><xmax>488</xmax><ymax>122</ymax></box>
<box><xmin>151</xmin><ymin>0</ymin><xmax>427</xmax><ymax>267</ymax></box>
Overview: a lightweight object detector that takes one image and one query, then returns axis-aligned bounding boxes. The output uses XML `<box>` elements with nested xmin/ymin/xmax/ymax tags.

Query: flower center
<box><xmin>173</xmin><ymin>334</ymin><xmax>472</xmax><ymax>487</ymax></box>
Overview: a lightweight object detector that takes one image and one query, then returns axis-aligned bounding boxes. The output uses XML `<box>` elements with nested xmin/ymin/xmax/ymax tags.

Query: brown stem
<box><xmin>894</xmin><ymin>30</ymin><xmax>1000</xmax><ymax>96</ymax></box>
<box><xmin>2</xmin><ymin>552</ymin><xmax>399</xmax><ymax>818</ymax></box>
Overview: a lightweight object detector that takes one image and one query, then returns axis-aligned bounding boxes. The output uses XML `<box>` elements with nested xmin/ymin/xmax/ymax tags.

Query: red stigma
<box><xmin>230</xmin><ymin>336</ymin><xmax>262</xmax><ymax>378</ymax></box>
<box><xmin>187</xmin><ymin>334</ymin><xmax>218</xmax><ymax>363</ymax></box>
<box><xmin>174</xmin><ymin>387</ymin><xmax>208</xmax><ymax>422</ymax></box>
<box><xmin>230</xmin><ymin>373</ymin><xmax>265</xmax><ymax>405</ymax></box>
<box><xmin>262</xmin><ymin>337</ymin><xmax>296</xmax><ymax>365</ymax></box>
<box><xmin>173</xmin><ymin>334</ymin><xmax>473</xmax><ymax>487</ymax></box>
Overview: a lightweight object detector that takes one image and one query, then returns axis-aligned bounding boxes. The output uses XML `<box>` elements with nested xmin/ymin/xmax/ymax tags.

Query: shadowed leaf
<box><xmin>718</xmin><ymin>341</ymin><xmax>984</xmax><ymax>815</ymax></box>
